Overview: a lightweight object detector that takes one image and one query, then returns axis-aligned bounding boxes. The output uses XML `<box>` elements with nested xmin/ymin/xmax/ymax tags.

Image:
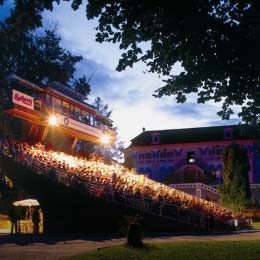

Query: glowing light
<box><xmin>48</xmin><ymin>115</ymin><xmax>58</xmax><ymax>126</ymax></box>
<box><xmin>101</xmin><ymin>134</ymin><xmax>110</xmax><ymax>144</ymax></box>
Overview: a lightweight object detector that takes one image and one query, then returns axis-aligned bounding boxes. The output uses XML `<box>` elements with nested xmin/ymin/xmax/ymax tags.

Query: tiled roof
<box><xmin>129</xmin><ymin>125</ymin><xmax>260</xmax><ymax>147</ymax></box>
<box><xmin>47</xmin><ymin>81</ymin><xmax>96</xmax><ymax>109</ymax></box>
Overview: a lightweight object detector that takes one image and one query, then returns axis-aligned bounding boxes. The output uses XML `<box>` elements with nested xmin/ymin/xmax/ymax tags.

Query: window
<box><xmin>62</xmin><ymin>101</ymin><xmax>70</xmax><ymax>115</ymax></box>
<box><xmin>82</xmin><ymin>110</ymin><xmax>90</xmax><ymax>124</ymax></box>
<box><xmin>45</xmin><ymin>94</ymin><xmax>52</xmax><ymax>105</ymax></box>
<box><xmin>74</xmin><ymin>106</ymin><xmax>81</xmax><ymax>121</ymax></box>
<box><xmin>160</xmin><ymin>150</ymin><xmax>167</xmax><ymax>159</ymax></box>
<box><xmin>89</xmin><ymin>114</ymin><xmax>94</xmax><ymax>126</ymax></box>
<box><xmin>53</xmin><ymin>97</ymin><xmax>61</xmax><ymax>110</ymax></box>
<box><xmin>224</xmin><ymin>127</ymin><xmax>233</xmax><ymax>140</ymax></box>
<box><xmin>187</xmin><ymin>151</ymin><xmax>195</xmax><ymax>164</ymax></box>
<box><xmin>145</xmin><ymin>153</ymin><xmax>152</xmax><ymax>159</ymax></box>
<box><xmin>151</xmin><ymin>132</ymin><xmax>160</xmax><ymax>144</ymax></box>
<box><xmin>167</xmin><ymin>151</ymin><xmax>174</xmax><ymax>158</ymax></box>
<box><xmin>153</xmin><ymin>136</ymin><xmax>159</xmax><ymax>143</ymax></box>
<box><xmin>138</xmin><ymin>153</ymin><xmax>145</xmax><ymax>160</ymax></box>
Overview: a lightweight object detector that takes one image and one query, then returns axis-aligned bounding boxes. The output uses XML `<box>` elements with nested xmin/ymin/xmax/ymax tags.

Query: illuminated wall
<box><xmin>129</xmin><ymin>140</ymin><xmax>260</xmax><ymax>184</ymax></box>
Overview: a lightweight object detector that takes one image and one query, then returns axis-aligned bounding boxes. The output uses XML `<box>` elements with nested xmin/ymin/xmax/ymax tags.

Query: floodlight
<box><xmin>101</xmin><ymin>134</ymin><xmax>110</xmax><ymax>144</ymax></box>
<box><xmin>48</xmin><ymin>115</ymin><xmax>58</xmax><ymax>126</ymax></box>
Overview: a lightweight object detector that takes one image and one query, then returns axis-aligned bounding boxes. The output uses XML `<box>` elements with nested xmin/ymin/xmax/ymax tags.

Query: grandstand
<box><xmin>0</xmin><ymin>135</ymin><xmax>247</xmax><ymax>232</ymax></box>
<box><xmin>0</xmin><ymin>75</ymin><xmax>248</xmax><ymax>233</ymax></box>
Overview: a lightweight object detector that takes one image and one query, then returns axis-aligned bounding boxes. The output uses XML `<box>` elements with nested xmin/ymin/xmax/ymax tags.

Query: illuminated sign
<box><xmin>12</xmin><ymin>89</ymin><xmax>34</xmax><ymax>110</ymax></box>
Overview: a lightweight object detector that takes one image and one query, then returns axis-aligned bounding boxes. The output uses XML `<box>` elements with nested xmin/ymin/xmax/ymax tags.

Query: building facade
<box><xmin>2</xmin><ymin>74</ymin><xmax>114</xmax><ymax>152</ymax></box>
<box><xmin>125</xmin><ymin>125</ymin><xmax>260</xmax><ymax>185</ymax></box>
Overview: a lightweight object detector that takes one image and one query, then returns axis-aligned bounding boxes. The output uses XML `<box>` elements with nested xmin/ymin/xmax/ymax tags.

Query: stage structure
<box><xmin>2</xmin><ymin>74</ymin><xmax>114</xmax><ymax>151</ymax></box>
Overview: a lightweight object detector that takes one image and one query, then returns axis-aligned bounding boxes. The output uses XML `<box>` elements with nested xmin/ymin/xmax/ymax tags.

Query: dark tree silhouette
<box><xmin>220</xmin><ymin>143</ymin><xmax>251</xmax><ymax>211</ymax></box>
<box><xmin>72</xmin><ymin>76</ymin><xmax>91</xmax><ymax>99</ymax></box>
<box><xmin>2</xmin><ymin>0</ymin><xmax>260</xmax><ymax>124</ymax></box>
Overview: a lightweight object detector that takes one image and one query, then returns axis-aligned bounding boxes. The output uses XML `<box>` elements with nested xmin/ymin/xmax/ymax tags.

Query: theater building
<box><xmin>125</xmin><ymin>125</ymin><xmax>260</xmax><ymax>200</ymax></box>
<box><xmin>1</xmin><ymin>74</ymin><xmax>114</xmax><ymax>152</ymax></box>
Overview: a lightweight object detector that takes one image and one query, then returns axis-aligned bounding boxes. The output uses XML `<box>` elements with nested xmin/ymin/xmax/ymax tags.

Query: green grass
<box><xmin>252</xmin><ymin>222</ymin><xmax>260</xmax><ymax>229</ymax></box>
<box><xmin>69</xmin><ymin>241</ymin><xmax>260</xmax><ymax>260</ymax></box>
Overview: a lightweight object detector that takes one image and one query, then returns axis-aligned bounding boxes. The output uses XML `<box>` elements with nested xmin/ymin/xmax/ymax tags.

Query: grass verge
<box><xmin>69</xmin><ymin>240</ymin><xmax>260</xmax><ymax>260</ymax></box>
<box><xmin>252</xmin><ymin>222</ymin><xmax>260</xmax><ymax>229</ymax></box>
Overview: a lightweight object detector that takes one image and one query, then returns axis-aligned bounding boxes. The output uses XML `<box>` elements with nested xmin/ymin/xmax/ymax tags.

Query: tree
<box><xmin>0</xmin><ymin>0</ymin><xmax>83</xmax><ymax>39</ymax></box>
<box><xmin>93</xmin><ymin>97</ymin><xmax>112</xmax><ymax>119</ymax></box>
<box><xmin>220</xmin><ymin>143</ymin><xmax>251</xmax><ymax>211</ymax></box>
<box><xmin>86</xmin><ymin>0</ymin><xmax>260</xmax><ymax>125</ymax></box>
<box><xmin>92</xmin><ymin>97</ymin><xmax>124</xmax><ymax>162</ymax></box>
<box><xmin>0</xmin><ymin>29</ymin><xmax>82</xmax><ymax>84</ymax></box>
<box><xmin>72</xmin><ymin>76</ymin><xmax>91</xmax><ymax>99</ymax></box>
<box><xmin>3</xmin><ymin>1</ymin><xmax>260</xmax><ymax>125</ymax></box>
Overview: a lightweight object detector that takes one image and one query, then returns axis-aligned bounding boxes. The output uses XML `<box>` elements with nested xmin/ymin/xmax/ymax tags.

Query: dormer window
<box><xmin>224</xmin><ymin>127</ymin><xmax>233</xmax><ymax>140</ymax></box>
<box><xmin>151</xmin><ymin>132</ymin><xmax>160</xmax><ymax>144</ymax></box>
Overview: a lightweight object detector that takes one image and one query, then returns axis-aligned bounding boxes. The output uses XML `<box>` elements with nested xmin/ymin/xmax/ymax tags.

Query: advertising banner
<box><xmin>12</xmin><ymin>89</ymin><xmax>34</xmax><ymax>110</ymax></box>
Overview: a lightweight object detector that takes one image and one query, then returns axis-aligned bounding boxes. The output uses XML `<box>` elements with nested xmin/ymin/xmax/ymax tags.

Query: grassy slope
<box><xmin>69</xmin><ymin>241</ymin><xmax>260</xmax><ymax>260</ymax></box>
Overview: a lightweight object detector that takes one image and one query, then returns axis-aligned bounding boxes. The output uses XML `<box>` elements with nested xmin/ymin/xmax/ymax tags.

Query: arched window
<box><xmin>160</xmin><ymin>150</ymin><xmax>167</xmax><ymax>159</ymax></box>
<box><xmin>167</xmin><ymin>151</ymin><xmax>174</xmax><ymax>158</ymax></box>
<box><xmin>138</xmin><ymin>153</ymin><xmax>145</xmax><ymax>160</ymax></box>
<box><xmin>145</xmin><ymin>152</ymin><xmax>152</xmax><ymax>159</ymax></box>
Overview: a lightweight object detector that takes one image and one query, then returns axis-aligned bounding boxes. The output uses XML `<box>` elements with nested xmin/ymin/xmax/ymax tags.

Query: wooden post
<box><xmin>40</xmin><ymin>127</ymin><xmax>49</xmax><ymax>142</ymax></box>
<box><xmin>71</xmin><ymin>138</ymin><xmax>78</xmax><ymax>152</ymax></box>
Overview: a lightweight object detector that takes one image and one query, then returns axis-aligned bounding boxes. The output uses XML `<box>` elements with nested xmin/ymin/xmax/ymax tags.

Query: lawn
<box><xmin>252</xmin><ymin>222</ymin><xmax>260</xmax><ymax>229</ymax></box>
<box><xmin>69</xmin><ymin>241</ymin><xmax>260</xmax><ymax>260</ymax></box>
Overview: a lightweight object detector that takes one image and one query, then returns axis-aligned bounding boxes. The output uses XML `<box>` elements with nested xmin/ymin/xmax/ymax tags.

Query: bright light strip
<box><xmin>48</xmin><ymin>115</ymin><xmax>58</xmax><ymax>126</ymax></box>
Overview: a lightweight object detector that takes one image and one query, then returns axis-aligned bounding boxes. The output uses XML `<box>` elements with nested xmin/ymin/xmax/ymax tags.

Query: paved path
<box><xmin>1</xmin><ymin>230</ymin><xmax>260</xmax><ymax>260</ymax></box>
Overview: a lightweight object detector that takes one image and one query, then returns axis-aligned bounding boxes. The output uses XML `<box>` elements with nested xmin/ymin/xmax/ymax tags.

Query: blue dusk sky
<box><xmin>1</xmin><ymin>1</ymin><xmax>240</xmax><ymax>146</ymax></box>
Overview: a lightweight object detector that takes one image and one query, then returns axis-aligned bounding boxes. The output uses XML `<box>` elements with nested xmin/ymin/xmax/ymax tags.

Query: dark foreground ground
<box><xmin>1</xmin><ymin>230</ymin><xmax>260</xmax><ymax>260</ymax></box>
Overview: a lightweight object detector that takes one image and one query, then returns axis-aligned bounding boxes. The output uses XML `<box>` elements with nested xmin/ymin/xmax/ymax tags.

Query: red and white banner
<box><xmin>12</xmin><ymin>89</ymin><xmax>34</xmax><ymax>110</ymax></box>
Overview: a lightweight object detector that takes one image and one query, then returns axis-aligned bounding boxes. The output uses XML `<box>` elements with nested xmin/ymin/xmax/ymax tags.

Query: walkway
<box><xmin>1</xmin><ymin>230</ymin><xmax>260</xmax><ymax>260</ymax></box>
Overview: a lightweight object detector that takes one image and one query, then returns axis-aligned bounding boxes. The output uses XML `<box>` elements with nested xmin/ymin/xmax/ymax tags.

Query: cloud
<box><xmin>159</xmin><ymin>102</ymin><xmax>201</xmax><ymax>117</ymax></box>
<box><xmin>42</xmin><ymin>2</ymin><xmax>241</xmax><ymax>147</ymax></box>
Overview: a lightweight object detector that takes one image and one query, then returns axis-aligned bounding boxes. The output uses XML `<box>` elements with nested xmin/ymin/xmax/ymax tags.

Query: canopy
<box><xmin>13</xmin><ymin>199</ymin><xmax>40</xmax><ymax>207</ymax></box>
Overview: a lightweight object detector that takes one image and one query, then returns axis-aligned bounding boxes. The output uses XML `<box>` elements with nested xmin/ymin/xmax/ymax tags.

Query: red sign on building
<box><xmin>12</xmin><ymin>89</ymin><xmax>34</xmax><ymax>110</ymax></box>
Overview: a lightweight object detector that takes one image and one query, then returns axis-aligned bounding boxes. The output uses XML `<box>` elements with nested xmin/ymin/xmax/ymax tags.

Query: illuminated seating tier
<box><xmin>0</xmin><ymin>136</ymin><xmax>242</xmax><ymax>229</ymax></box>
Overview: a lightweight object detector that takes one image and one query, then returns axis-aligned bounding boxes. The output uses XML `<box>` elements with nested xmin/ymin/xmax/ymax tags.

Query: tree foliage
<box><xmin>92</xmin><ymin>97</ymin><xmax>124</xmax><ymax>162</ymax></box>
<box><xmin>220</xmin><ymin>143</ymin><xmax>251</xmax><ymax>211</ymax></box>
<box><xmin>93</xmin><ymin>96</ymin><xmax>112</xmax><ymax>119</ymax></box>
<box><xmin>0</xmin><ymin>0</ymin><xmax>82</xmax><ymax>39</ymax></box>
<box><xmin>85</xmin><ymin>0</ymin><xmax>260</xmax><ymax>125</ymax></box>
<box><xmin>2</xmin><ymin>0</ymin><xmax>260</xmax><ymax>124</ymax></box>
<box><xmin>72</xmin><ymin>75</ymin><xmax>91</xmax><ymax>99</ymax></box>
<box><xmin>0</xmin><ymin>29</ymin><xmax>82</xmax><ymax>84</ymax></box>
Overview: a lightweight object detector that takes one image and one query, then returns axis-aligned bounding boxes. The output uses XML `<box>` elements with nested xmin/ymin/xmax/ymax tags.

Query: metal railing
<box><xmin>0</xmin><ymin>142</ymin><xmax>230</xmax><ymax>230</ymax></box>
